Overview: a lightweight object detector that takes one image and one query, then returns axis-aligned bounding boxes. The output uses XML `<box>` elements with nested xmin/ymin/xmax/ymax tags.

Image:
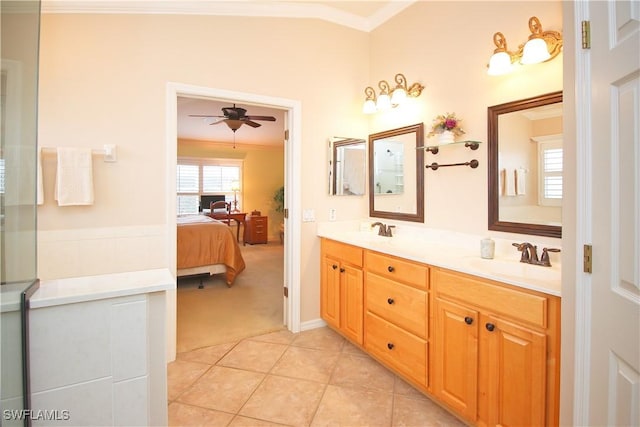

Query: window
<box><xmin>538</xmin><ymin>139</ymin><xmax>562</xmax><ymax>206</ymax></box>
<box><xmin>177</xmin><ymin>158</ymin><xmax>242</xmax><ymax>215</ymax></box>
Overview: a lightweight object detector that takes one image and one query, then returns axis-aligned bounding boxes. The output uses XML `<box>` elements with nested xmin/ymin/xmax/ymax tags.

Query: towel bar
<box><xmin>40</xmin><ymin>144</ymin><xmax>117</xmax><ymax>162</ymax></box>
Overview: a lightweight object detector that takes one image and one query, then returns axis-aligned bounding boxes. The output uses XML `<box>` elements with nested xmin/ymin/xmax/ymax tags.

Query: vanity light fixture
<box><xmin>363</xmin><ymin>73</ymin><xmax>424</xmax><ymax>114</ymax></box>
<box><xmin>487</xmin><ymin>16</ymin><xmax>563</xmax><ymax>76</ymax></box>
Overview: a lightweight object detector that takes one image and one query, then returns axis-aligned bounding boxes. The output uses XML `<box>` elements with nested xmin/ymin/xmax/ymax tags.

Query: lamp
<box><xmin>487</xmin><ymin>16</ymin><xmax>562</xmax><ymax>76</ymax></box>
<box><xmin>231</xmin><ymin>180</ymin><xmax>240</xmax><ymax>212</ymax></box>
<box><xmin>362</xmin><ymin>73</ymin><xmax>424</xmax><ymax>114</ymax></box>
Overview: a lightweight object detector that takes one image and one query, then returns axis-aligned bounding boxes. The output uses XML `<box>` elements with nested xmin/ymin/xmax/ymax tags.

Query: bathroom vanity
<box><xmin>318</xmin><ymin>223</ymin><xmax>560</xmax><ymax>427</ymax></box>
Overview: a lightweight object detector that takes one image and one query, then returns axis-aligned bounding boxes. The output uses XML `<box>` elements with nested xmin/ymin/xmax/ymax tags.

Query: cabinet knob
<box><xmin>332</xmin><ymin>264</ymin><xmax>338</xmax><ymax>270</ymax></box>
<box><xmin>340</xmin><ymin>267</ymin><xmax>345</xmax><ymax>273</ymax></box>
<box><xmin>387</xmin><ymin>298</ymin><xmax>395</xmax><ymax>305</ymax></box>
<box><xmin>387</xmin><ymin>343</ymin><xmax>395</xmax><ymax>350</ymax></box>
<box><xmin>387</xmin><ymin>266</ymin><xmax>395</xmax><ymax>273</ymax></box>
<box><xmin>464</xmin><ymin>316</ymin><xmax>473</xmax><ymax>325</ymax></box>
<box><xmin>485</xmin><ymin>323</ymin><xmax>496</xmax><ymax>332</ymax></box>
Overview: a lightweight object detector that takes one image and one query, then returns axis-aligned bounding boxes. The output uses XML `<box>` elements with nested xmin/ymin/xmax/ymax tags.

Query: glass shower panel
<box><xmin>1</xmin><ymin>1</ymin><xmax>41</xmax><ymax>425</ymax></box>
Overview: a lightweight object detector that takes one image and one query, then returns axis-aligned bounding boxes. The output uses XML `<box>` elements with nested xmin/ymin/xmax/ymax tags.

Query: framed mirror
<box><xmin>328</xmin><ymin>137</ymin><xmax>366</xmax><ymax>196</ymax></box>
<box><xmin>488</xmin><ymin>91</ymin><xmax>563</xmax><ymax>238</ymax></box>
<box><xmin>369</xmin><ymin>123</ymin><xmax>424</xmax><ymax>222</ymax></box>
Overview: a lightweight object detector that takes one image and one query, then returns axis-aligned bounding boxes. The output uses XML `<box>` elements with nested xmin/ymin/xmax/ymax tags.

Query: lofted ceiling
<box><xmin>41</xmin><ymin>0</ymin><xmax>415</xmax><ymax>146</ymax></box>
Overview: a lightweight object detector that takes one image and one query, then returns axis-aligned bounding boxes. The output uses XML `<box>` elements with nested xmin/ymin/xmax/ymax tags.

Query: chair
<box><xmin>210</xmin><ymin>201</ymin><xmax>232</xmax><ymax>226</ymax></box>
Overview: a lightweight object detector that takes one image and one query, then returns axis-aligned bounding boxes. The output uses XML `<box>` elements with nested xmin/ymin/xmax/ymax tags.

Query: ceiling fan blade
<box><xmin>209</xmin><ymin>119</ymin><xmax>227</xmax><ymax>126</ymax></box>
<box><xmin>189</xmin><ymin>114</ymin><xmax>225</xmax><ymax>118</ymax></box>
<box><xmin>246</xmin><ymin>115</ymin><xmax>276</xmax><ymax>121</ymax></box>
<box><xmin>243</xmin><ymin>120</ymin><xmax>261</xmax><ymax>128</ymax></box>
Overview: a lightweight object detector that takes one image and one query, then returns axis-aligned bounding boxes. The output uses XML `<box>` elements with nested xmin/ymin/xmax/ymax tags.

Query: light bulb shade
<box><xmin>487</xmin><ymin>51</ymin><xmax>513</xmax><ymax>75</ymax></box>
<box><xmin>376</xmin><ymin>93</ymin><xmax>392</xmax><ymax>110</ymax></box>
<box><xmin>363</xmin><ymin>99</ymin><xmax>377</xmax><ymax>114</ymax></box>
<box><xmin>391</xmin><ymin>88</ymin><xmax>407</xmax><ymax>105</ymax></box>
<box><xmin>521</xmin><ymin>37</ymin><xmax>551</xmax><ymax>64</ymax></box>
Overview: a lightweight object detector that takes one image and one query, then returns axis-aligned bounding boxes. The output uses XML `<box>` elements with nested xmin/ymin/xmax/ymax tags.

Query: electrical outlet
<box><xmin>329</xmin><ymin>208</ymin><xmax>337</xmax><ymax>221</ymax></box>
<box><xmin>302</xmin><ymin>209</ymin><xmax>315</xmax><ymax>222</ymax></box>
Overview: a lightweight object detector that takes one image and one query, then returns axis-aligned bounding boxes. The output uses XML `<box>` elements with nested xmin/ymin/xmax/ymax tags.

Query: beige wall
<box><xmin>177</xmin><ymin>139</ymin><xmax>285</xmax><ymax>240</ymax></box>
<box><xmin>37</xmin><ymin>2</ymin><xmax>563</xmax><ymax>323</ymax></box>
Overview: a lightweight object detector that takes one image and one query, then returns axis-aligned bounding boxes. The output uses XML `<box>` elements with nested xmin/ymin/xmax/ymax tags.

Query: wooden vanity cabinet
<box><xmin>364</xmin><ymin>251</ymin><xmax>429</xmax><ymax>387</ymax></box>
<box><xmin>431</xmin><ymin>268</ymin><xmax>560</xmax><ymax>427</ymax></box>
<box><xmin>320</xmin><ymin>239</ymin><xmax>364</xmax><ymax>344</ymax></box>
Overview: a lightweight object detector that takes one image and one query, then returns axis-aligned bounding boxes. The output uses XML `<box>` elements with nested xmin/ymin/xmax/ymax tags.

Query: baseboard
<box><xmin>300</xmin><ymin>318</ymin><xmax>327</xmax><ymax>331</ymax></box>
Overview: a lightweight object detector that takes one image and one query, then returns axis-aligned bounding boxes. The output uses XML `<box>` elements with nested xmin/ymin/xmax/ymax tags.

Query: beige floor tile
<box><xmin>178</xmin><ymin>342</ymin><xmax>237</xmax><ymax>365</ymax></box>
<box><xmin>177</xmin><ymin>366</ymin><xmax>265</xmax><ymax>413</ymax></box>
<box><xmin>394</xmin><ymin>376</ymin><xmax>428</xmax><ymax>400</ymax></box>
<box><xmin>167</xmin><ymin>360</ymin><xmax>211</xmax><ymax>401</ymax></box>
<box><xmin>248</xmin><ymin>329</ymin><xmax>296</xmax><ymax>345</ymax></box>
<box><xmin>168</xmin><ymin>401</ymin><xmax>234</xmax><ymax>426</ymax></box>
<box><xmin>271</xmin><ymin>346</ymin><xmax>340</xmax><ymax>383</ymax></box>
<box><xmin>239</xmin><ymin>375</ymin><xmax>326</xmax><ymax>426</ymax></box>
<box><xmin>291</xmin><ymin>327</ymin><xmax>345</xmax><ymax>352</ymax></box>
<box><xmin>392</xmin><ymin>395</ymin><xmax>467</xmax><ymax>427</ymax></box>
<box><xmin>311</xmin><ymin>384</ymin><xmax>393</xmax><ymax>427</ymax></box>
<box><xmin>329</xmin><ymin>352</ymin><xmax>395</xmax><ymax>393</ymax></box>
<box><xmin>341</xmin><ymin>340</ymin><xmax>368</xmax><ymax>356</ymax></box>
<box><xmin>228</xmin><ymin>415</ymin><xmax>292</xmax><ymax>427</ymax></box>
<box><xmin>218</xmin><ymin>340</ymin><xmax>288</xmax><ymax>373</ymax></box>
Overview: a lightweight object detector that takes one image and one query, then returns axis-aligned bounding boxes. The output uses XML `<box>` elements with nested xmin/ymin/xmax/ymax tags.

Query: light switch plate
<box><xmin>302</xmin><ymin>209</ymin><xmax>315</xmax><ymax>222</ymax></box>
<box><xmin>329</xmin><ymin>208</ymin><xmax>337</xmax><ymax>221</ymax></box>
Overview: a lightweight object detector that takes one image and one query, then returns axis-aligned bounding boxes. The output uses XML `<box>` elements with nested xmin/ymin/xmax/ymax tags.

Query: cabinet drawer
<box><xmin>365</xmin><ymin>251</ymin><xmax>428</xmax><ymax>289</ymax></box>
<box><xmin>433</xmin><ymin>269</ymin><xmax>548</xmax><ymax>328</ymax></box>
<box><xmin>322</xmin><ymin>239</ymin><xmax>363</xmax><ymax>268</ymax></box>
<box><xmin>365</xmin><ymin>312</ymin><xmax>427</xmax><ymax>386</ymax></box>
<box><xmin>366</xmin><ymin>272</ymin><xmax>427</xmax><ymax>339</ymax></box>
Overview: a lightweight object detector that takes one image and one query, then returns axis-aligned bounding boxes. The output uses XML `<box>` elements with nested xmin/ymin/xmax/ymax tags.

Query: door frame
<box><xmin>164</xmin><ymin>82</ymin><xmax>302</xmax><ymax>360</ymax></box>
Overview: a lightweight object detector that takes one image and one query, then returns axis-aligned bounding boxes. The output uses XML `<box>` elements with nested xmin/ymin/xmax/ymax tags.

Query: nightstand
<box><xmin>244</xmin><ymin>215</ymin><xmax>268</xmax><ymax>245</ymax></box>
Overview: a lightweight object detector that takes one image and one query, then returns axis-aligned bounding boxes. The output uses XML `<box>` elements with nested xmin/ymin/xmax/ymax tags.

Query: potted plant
<box><xmin>273</xmin><ymin>186</ymin><xmax>284</xmax><ymax>213</ymax></box>
<box><xmin>427</xmin><ymin>112</ymin><xmax>465</xmax><ymax>145</ymax></box>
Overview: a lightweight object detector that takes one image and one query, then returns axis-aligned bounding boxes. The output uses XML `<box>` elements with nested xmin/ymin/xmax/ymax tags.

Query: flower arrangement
<box><xmin>427</xmin><ymin>112</ymin><xmax>465</xmax><ymax>138</ymax></box>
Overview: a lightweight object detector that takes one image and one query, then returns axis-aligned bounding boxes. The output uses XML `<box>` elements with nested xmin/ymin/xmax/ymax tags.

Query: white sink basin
<box><xmin>464</xmin><ymin>257</ymin><xmax>560</xmax><ymax>283</ymax></box>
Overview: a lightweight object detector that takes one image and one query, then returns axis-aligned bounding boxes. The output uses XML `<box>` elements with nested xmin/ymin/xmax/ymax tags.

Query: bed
<box><xmin>177</xmin><ymin>215</ymin><xmax>246</xmax><ymax>286</ymax></box>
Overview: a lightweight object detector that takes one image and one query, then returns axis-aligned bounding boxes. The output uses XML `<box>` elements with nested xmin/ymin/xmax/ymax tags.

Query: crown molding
<box><xmin>40</xmin><ymin>0</ymin><xmax>417</xmax><ymax>32</ymax></box>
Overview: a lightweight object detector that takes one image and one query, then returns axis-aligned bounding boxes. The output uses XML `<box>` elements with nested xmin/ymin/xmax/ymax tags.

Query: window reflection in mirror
<box><xmin>369</xmin><ymin>123</ymin><xmax>424</xmax><ymax>223</ymax></box>
<box><xmin>328</xmin><ymin>137</ymin><xmax>366</xmax><ymax>196</ymax></box>
<box><xmin>488</xmin><ymin>91</ymin><xmax>562</xmax><ymax>238</ymax></box>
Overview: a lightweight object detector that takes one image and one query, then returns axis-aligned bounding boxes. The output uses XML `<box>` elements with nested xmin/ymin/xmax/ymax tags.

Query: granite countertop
<box><xmin>317</xmin><ymin>221</ymin><xmax>561</xmax><ymax>297</ymax></box>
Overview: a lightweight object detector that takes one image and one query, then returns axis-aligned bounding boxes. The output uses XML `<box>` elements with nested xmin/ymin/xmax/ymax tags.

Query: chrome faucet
<box><xmin>371</xmin><ymin>222</ymin><xmax>395</xmax><ymax>237</ymax></box>
<box><xmin>512</xmin><ymin>242</ymin><xmax>561</xmax><ymax>267</ymax></box>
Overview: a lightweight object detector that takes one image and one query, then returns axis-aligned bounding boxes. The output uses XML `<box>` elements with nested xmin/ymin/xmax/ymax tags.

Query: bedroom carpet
<box><xmin>176</xmin><ymin>241</ymin><xmax>285</xmax><ymax>353</ymax></box>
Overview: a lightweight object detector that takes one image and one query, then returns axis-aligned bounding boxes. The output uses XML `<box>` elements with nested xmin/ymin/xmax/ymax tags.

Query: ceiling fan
<box><xmin>189</xmin><ymin>104</ymin><xmax>276</xmax><ymax>132</ymax></box>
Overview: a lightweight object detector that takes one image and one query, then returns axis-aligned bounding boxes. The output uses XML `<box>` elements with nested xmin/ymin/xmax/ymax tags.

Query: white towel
<box><xmin>55</xmin><ymin>147</ymin><xmax>94</xmax><ymax>206</ymax></box>
<box><xmin>516</xmin><ymin>168</ymin><xmax>526</xmax><ymax>195</ymax></box>
<box><xmin>505</xmin><ymin>168</ymin><xmax>516</xmax><ymax>196</ymax></box>
<box><xmin>37</xmin><ymin>148</ymin><xmax>44</xmax><ymax>205</ymax></box>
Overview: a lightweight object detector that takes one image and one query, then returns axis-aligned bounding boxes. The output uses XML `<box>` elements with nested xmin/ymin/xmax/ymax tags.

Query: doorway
<box><xmin>165</xmin><ymin>82</ymin><xmax>302</xmax><ymax>360</ymax></box>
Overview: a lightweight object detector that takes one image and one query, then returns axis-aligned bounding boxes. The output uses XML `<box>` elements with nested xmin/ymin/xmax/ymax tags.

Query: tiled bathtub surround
<box><xmin>168</xmin><ymin>327</ymin><xmax>465</xmax><ymax>426</ymax></box>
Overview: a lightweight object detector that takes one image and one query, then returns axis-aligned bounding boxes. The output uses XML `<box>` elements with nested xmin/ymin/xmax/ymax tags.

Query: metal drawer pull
<box><xmin>387</xmin><ymin>266</ymin><xmax>395</xmax><ymax>272</ymax></box>
<box><xmin>332</xmin><ymin>264</ymin><xmax>338</xmax><ymax>270</ymax></box>
<box><xmin>340</xmin><ymin>267</ymin><xmax>345</xmax><ymax>273</ymax></box>
<box><xmin>486</xmin><ymin>323</ymin><xmax>496</xmax><ymax>332</ymax></box>
<box><xmin>464</xmin><ymin>316</ymin><xmax>473</xmax><ymax>325</ymax></box>
<box><xmin>387</xmin><ymin>298</ymin><xmax>395</xmax><ymax>305</ymax></box>
<box><xmin>387</xmin><ymin>343</ymin><xmax>394</xmax><ymax>350</ymax></box>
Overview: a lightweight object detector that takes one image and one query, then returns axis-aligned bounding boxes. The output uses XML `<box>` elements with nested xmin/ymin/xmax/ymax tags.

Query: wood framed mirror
<box><xmin>488</xmin><ymin>91</ymin><xmax>563</xmax><ymax>238</ymax></box>
<box><xmin>369</xmin><ymin>123</ymin><xmax>424</xmax><ymax>222</ymax></box>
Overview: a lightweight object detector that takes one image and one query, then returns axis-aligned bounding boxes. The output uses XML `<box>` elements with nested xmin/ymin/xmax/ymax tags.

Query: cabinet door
<box><xmin>433</xmin><ymin>297</ymin><xmax>478</xmax><ymax>421</ymax></box>
<box><xmin>340</xmin><ymin>264</ymin><xmax>363</xmax><ymax>344</ymax></box>
<box><xmin>320</xmin><ymin>256</ymin><xmax>341</xmax><ymax>329</ymax></box>
<box><xmin>485</xmin><ymin>316</ymin><xmax>546</xmax><ymax>427</ymax></box>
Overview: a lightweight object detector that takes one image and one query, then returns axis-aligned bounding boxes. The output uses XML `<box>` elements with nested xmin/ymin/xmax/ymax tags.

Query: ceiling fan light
<box><xmin>521</xmin><ymin>37</ymin><xmax>550</xmax><ymax>64</ymax></box>
<box><xmin>488</xmin><ymin>51</ymin><xmax>513</xmax><ymax>75</ymax></box>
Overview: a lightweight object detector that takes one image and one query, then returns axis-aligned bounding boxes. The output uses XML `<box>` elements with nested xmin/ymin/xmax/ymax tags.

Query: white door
<box><xmin>584</xmin><ymin>1</ymin><xmax>640</xmax><ymax>425</ymax></box>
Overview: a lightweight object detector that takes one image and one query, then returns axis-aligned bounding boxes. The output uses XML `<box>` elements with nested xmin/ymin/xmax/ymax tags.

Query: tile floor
<box><xmin>168</xmin><ymin>327</ymin><xmax>466</xmax><ymax>426</ymax></box>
